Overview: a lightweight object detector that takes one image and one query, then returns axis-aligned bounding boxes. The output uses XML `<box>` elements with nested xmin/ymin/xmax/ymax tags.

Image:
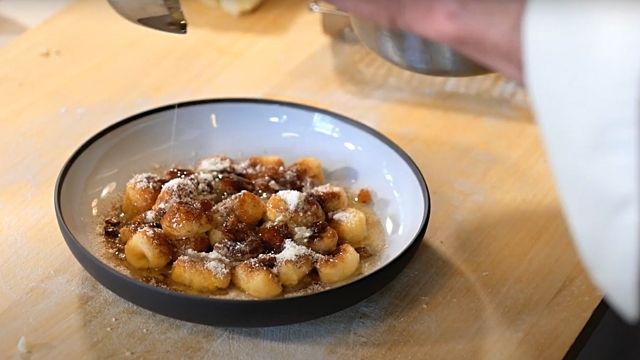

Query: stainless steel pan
<box><xmin>310</xmin><ymin>1</ymin><xmax>490</xmax><ymax>77</ymax></box>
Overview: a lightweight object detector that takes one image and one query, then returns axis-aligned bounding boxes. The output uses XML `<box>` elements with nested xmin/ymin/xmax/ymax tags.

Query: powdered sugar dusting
<box><xmin>196</xmin><ymin>172</ymin><xmax>214</xmax><ymax>193</ymax></box>
<box><xmin>143</xmin><ymin>210</ymin><xmax>159</xmax><ymax>223</ymax></box>
<box><xmin>130</xmin><ymin>173</ymin><xmax>160</xmax><ymax>189</ymax></box>
<box><xmin>156</xmin><ymin>178</ymin><xmax>196</xmax><ymax>209</ymax></box>
<box><xmin>277</xmin><ymin>190</ymin><xmax>303</xmax><ymax>211</ymax></box>
<box><xmin>196</xmin><ymin>172</ymin><xmax>214</xmax><ymax>183</ymax></box>
<box><xmin>333</xmin><ymin>210</ymin><xmax>355</xmax><ymax>222</ymax></box>
<box><xmin>293</xmin><ymin>227</ymin><xmax>312</xmax><ymax>242</ymax></box>
<box><xmin>275</xmin><ymin>239</ymin><xmax>318</xmax><ymax>263</ymax></box>
<box><xmin>199</xmin><ymin>249</ymin><xmax>227</xmax><ymax>262</ymax></box>
<box><xmin>197</xmin><ymin>157</ymin><xmax>233</xmax><ymax>172</ymax></box>
<box><xmin>139</xmin><ymin>226</ymin><xmax>160</xmax><ymax>238</ymax></box>
<box><xmin>204</xmin><ymin>260</ymin><xmax>229</xmax><ymax>277</ymax></box>
<box><xmin>268</xmin><ymin>180</ymin><xmax>280</xmax><ymax>190</ymax></box>
<box><xmin>183</xmin><ymin>250</ymin><xmax>230</xmax><ymax>277</ymax></box>
<box><xmin>313</xmin><ymin>183</ymin><xmax>340</xmax><ymax>193</ymax></box>
<box><xmin>163</xmin><ymin>177</ymin><xmax>195</xmax><ymax>192</ymax></box>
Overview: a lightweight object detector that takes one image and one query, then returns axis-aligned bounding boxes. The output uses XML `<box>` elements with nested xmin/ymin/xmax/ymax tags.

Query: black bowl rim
<box><xmin>54</xmin><ymin>97</ymin><xmax>431</xmax><ymax>306</ymax></box>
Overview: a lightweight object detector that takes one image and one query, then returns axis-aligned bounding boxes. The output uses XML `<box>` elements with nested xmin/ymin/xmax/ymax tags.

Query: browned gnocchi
<box><xmin>122</xmin><ymin>173</ymin><xmax>163</xmax><ymax>219</ymax></box>
<box><xmin>101</xmin><ymin>155</ymin><xmax>382</xmax><ymax>299</ymax></box>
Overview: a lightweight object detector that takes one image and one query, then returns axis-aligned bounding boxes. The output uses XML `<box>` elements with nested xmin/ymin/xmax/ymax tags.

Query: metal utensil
<box><xmin>310</xmin><ymin>1</ymin><xmax>490</xmax><ymax>77</ymax></box>
<box><xmin>107</xmin><ymin>0</ymin><xmax>187</xmax><ymax>34</ymax></box>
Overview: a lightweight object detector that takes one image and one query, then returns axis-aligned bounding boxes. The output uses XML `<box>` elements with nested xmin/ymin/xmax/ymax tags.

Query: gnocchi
<box><xmin>316</xmin><ymin>244</ymin><xmax>360</xmax><ymax>284</ymax></box>
<box><xmin>101</xmin><ymin>155</ymin><xmax>382</xmax><ymax>299</ymax></box>
<box><xmin>124</xmin><ymin>227</ymin><xmax>173</xmax><ymax>269</ymax></box>
<box><xmin>122</xmin><ymin>173</ymin><xmax>162</xmax><ymax>218</ymax></box>
<box><xmin>171</xmin><ymin>250</ymin><xmax>231</xmax><ymax>292</ymax></box>
<box><xmin>307</xmin><ymin>225</ymin><xmax>339</xmax><ymax>254</ymax></box>
<box><xmin>161</xmin><ymin>202</ymin><xmax>212</xmax><ymax>238</ymax></box>
<box><xmin>289</xmin><ymin>158</ymin><xmax>325</xmax><ymax>185</ymax></box>
<box><xmin>265</xmin><ymin>190</ymin><xmax>325</xmax><ymax>227</ymax></box>
<box><xmin>309</xmin><ymin>184</ymin><xmax>348</xmax><ymax>212</ymax></box>
<box><xmin>329</xmin><ymin>208</ymin><xmax>368</xmax><ymax>246</ymax></box>
<box><xmin>232</xmin><ymin>260</ymin><xmax>283</xmax><ymax>298</ymax></box>
<box><xmin>275</xmin><ymin>239</ymin><xmax>315</xmax><ymax>286</ymax></box>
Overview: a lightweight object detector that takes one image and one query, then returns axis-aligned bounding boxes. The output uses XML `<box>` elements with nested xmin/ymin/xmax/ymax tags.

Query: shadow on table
<box><xmin>74</xmin><ymin>211</ymin><xmax>573</xmax><ymax>358</ymax></box>
<box><xmin>328</xmin><ymin>41</ymin><xmax>533</xmax><ymax>122</ymax></box>
<box><xmin>272</xmin><ymin>39</ymin><xmax>533</xmax><ymax>123</ymax></box>
<box><xmin>0</xmin><ymin>14</ymin><xmax>28</xmax><ymax>45</ymax></box>
<box><xmin>75</xmin><ymin>240</ymin><xmax>488</xmax><ymax>358</ymax></box>
<box><xmin>445</xmin><ymin>206</ymin><xmax>585</xmax><ymax>358</ymax></box>
<box><xmin>224</xmin><ymin>241</ymin><xmax>488</xmax><ymax>358</ymax></box>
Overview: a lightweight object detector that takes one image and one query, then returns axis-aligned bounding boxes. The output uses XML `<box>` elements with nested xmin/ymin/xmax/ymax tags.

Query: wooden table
<box><xmin>0</xmin><ymin>0</ymin><xmax>601</xmax><ymax>358</ymax></box>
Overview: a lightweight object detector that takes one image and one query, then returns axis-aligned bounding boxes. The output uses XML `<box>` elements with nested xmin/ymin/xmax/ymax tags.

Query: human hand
<box><xmin>324</xmin><ymin>0</ymin><xmax>525</xmax><ymax>82</ymax></box>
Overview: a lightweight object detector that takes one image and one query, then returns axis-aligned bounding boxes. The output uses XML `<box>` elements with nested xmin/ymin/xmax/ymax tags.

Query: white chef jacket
<box><xmin>524</xmin><ymin>1</ymin><xmax>640</xmax><ymax>320</ymax></box>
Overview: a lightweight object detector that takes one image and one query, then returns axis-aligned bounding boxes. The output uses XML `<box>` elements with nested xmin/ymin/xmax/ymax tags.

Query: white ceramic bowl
<box><xmin>55</xmin><ymin>99</ymin><xmax>430</xmax><ymax>326</ymax></box>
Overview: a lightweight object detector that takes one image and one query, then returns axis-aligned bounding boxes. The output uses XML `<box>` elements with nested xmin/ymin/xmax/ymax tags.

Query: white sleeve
<box><xmin>524</xmin><ymin>1</ymin><xmax>640</xmax><ymax>321</ymax></box>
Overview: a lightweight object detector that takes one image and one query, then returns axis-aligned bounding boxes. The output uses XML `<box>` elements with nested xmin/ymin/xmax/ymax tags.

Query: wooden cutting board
<box><xmin>0</xmin><ymin>0</ymin><xmax>600</xmax><ymax>358</ymax></box>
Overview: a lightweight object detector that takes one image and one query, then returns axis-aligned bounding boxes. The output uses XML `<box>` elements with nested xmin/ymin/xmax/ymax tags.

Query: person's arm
<box><xmin>326</xmin><ymin>0</ymin><xmax>525</xmax><ymax>82</ymax></box>
<box><xmin>524</xmin><ymin>1</ymin><xmax>640</xmax><ymax>321</ymax></box>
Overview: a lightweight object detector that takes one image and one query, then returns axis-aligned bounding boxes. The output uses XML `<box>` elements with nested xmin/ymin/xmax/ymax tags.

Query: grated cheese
<box><xmin>275</xmin><ymin>239</ymin><xmax>316</xmax><ymax>263</ymax></box>
<box><xmin>277</xmin><ymin>190</ymin><xmax>303</xmax><ymax>211</ymax></box>
<box><xmin>197</xmin><ymin>157</ymin><xmax>233</xmax><ymax>172</ymax></box>
<box><xmin>333</xmin><ymin>210</ymin><xmax>355</xmax><ymax>222</ymax></box>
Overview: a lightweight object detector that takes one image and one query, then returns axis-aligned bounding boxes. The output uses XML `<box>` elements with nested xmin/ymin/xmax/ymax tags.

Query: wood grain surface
<box><xmin>0</xmin><ymin>0</ymin><xmax>600</xmax><ymax>359</ymax></box>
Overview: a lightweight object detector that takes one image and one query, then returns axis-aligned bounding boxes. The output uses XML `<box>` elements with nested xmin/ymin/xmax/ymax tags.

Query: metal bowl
<box><xmin>350</xmin><ymin>17</ymin><xmax>490</xmax><ymax>77</ymax></box>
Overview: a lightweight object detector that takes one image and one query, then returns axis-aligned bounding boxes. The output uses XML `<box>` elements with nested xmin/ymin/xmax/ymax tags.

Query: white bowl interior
<box><xmin>59</xmin><ymin>100</ymin><xmax>428</xmax><ymax>286</ymax></box>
